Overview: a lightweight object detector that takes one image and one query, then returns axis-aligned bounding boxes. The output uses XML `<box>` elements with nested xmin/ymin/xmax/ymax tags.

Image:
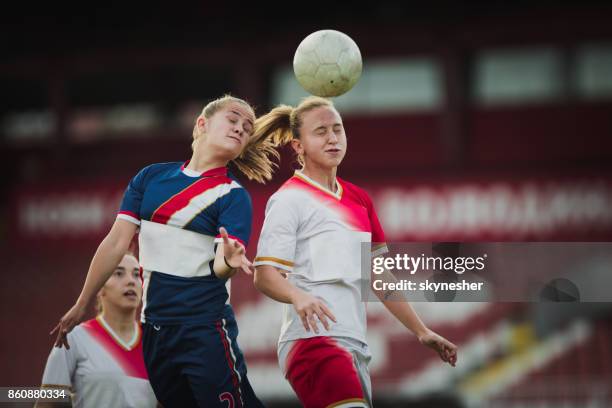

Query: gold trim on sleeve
<box><xmin>254</xmin><ymin>256</ymin><xmax>295</xmax><ymax>267</ymax></box>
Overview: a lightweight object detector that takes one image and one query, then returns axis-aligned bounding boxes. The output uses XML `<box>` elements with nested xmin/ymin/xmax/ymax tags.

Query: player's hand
<box><xmin>50</xmin><ymin>303</ymin><xmax>87</xmax><ymax>349</ymax></box>
<box><xmin>290</xmin><ymin>289</ymin><xmax>337</xmax><ymax>334</ymax></box>
<box><xmin>418</xmin><ymin>329</ymin><xmax>458</xmax><ymax>367</ymax></box>
<box><xmin>220</xmin><ymin>226</ymin><xmax>253</xmax><ymax>275</ymax></box>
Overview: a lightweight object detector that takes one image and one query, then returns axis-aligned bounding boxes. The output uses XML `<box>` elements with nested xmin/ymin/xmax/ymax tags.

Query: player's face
<box><xmin>100</xmin><ymin>254</ymin><xmax>142</xmax><ymax>312</ymax></box>
<box><xmin>295</xmin><ymin>106</ymin><xmax>346</xmax><ymax>169</ymax></box>
<box><xmin>200</xmin><ymin>102</ymin><xmax>255</xmax><ymax>159</ymax></box>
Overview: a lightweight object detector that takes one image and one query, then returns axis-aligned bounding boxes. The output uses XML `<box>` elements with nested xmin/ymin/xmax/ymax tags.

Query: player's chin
<box><xmin>121</xmin><ymin>297</ymin><xmax>140</xmax><ymax>308</ymax></box>
<box><xmin>324</xmin><ymin>155</ymin><xmax>345</xmax><ymax>167</ymax></box>
<box><xmin>220</xmin><ymin>142</ymin><xmax>244</xmax><ymax>159</ymax></box>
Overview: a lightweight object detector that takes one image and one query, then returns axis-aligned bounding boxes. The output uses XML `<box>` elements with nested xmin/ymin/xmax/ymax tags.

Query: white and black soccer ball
<box><xmin>293</xmin><ymin>29</ymin><xmax>363</xmax><ymax>97</ymax></box>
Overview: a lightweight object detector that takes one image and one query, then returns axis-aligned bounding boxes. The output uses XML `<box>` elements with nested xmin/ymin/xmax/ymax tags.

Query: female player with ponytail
<box><xmin>51</xmin><ymin>95</ymin><xmax>278</xmax><ymax>407</ymax></box>
<box><xmin>253</xmin><ymin>96</ymin><xmax>458</xmax><ymax>408</ymax></box>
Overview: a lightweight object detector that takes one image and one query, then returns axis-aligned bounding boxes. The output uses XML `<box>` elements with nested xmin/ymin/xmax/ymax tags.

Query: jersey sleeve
<box><xmin>213</xmin><ymin>186</ymin><xmax>253</xmax><ymax>248</ymax></box>
<box><xmin>117</xmin><ymin>166</ymin><xmax>151</xmax><ymax>226</ymax></box>
<box><xmin>364</xmin><ymin>190</ymin><xmax>388</xmax><ymax>257</ymax></box>
<box><xmin>40</xmin><ymin>333</ymin><xmax>78</xmax><ymax>391</ymax></box>
<box><xmin>254</xmin><ymin>192</ymin><xmax>299</xmax><ymax>272</ymax></box>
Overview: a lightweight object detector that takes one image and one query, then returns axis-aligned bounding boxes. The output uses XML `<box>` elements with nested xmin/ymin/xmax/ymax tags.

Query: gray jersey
<box><xmin>41</xmin><ymin>316</ymin><xmax>157</xmax><ymax>408</ymax></box>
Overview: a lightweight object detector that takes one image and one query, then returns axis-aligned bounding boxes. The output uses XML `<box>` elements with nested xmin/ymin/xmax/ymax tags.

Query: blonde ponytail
<box><xmin>250</xmin><ymin>96</ymin><xmax>335</xmax><ymax>169</ymax></box>
<box><xmin>231</xmin><ymin>105</ymin><xmax>294</xmax><ymax>183</ymax></box>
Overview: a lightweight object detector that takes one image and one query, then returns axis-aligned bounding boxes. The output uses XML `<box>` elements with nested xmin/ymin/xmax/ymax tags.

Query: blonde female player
<box><xmin>253</xmin><ymin>96</ymin><xmax>458</xmax><ymax>408</ymax></box>
<box><xmin>51</xmin><ymin>95</ymin><xmax>279</xmax><ymax>407</ymax></box>
<box><xmin>38</xmin><ymin>253</ymin><xmax>157</xmax><ymax>408</ymax></box>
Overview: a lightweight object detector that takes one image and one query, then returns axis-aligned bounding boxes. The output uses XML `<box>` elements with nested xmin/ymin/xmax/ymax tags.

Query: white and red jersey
<box><xmin>254</xmin><ymin>171</ymin><xmax>388</xmax><ymax>344</ymax></box>
<box><xmin>41</xmin><ymin>316</ymin><xmax>157</xmax><ymax>408</ymax></box>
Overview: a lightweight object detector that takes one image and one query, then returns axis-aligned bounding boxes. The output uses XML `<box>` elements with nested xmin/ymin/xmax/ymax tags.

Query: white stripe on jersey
<box><xmin>117</xmin><ymin>213</ymin><xmax>141</xmax><ymax>226</ymax></box>
<box><xmin>139</xmin><ymin>220</ymin><xmax>215</xmax><ymax>278</ymax></box>
<box><xmin>140</xmin><ymin>269</ymin><xmax>151</xmax><ymax>324</ymax></box>
<box><xmin>167</xmin><ymin>181</ymin><xmax>241</xmax><ymax>227</ymax></box>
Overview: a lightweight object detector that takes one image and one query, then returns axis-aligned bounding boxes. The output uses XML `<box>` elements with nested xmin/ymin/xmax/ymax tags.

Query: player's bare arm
<box><xmin>51</xmin><ymin>219</ymin><xmax>137</xmax><ymax>349</ymax></box>
<box><xmin>254</xmin><ymin>265</ymin><xmax>336</xmax><ymax>334</ymax></box>
<box><xmin>374</xmin><ymin>266</ymin><xmax>458</xmax><ymax>367</ymax></box>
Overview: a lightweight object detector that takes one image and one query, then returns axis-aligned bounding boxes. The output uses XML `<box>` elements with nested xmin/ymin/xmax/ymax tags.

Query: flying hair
<box><xmin>252</xmin><ymin>96</ymin><xmax>335</xmax><ymax>167</ymax></box>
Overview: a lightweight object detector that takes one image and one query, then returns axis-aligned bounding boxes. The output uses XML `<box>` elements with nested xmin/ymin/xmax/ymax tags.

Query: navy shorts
<box><xmin>142</xmin><ymin>318</ymin><xmax>265</xmax><ymax>408</ymax></box>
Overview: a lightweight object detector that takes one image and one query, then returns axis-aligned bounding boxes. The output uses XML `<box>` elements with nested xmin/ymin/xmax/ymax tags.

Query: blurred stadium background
<box><xmin>2</xmin><ymin>2</ymin><xmax>612</xmax><ymax>407</ymax></box>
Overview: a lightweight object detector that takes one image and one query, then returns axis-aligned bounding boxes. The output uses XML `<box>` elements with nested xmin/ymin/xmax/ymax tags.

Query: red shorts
<box><xmin>285</xmin><ymin>336</ymin><xmax>368</xmax><ymax>408</ymax></box>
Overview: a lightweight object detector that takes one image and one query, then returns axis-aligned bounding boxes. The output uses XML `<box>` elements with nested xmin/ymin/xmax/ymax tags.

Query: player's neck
<box><xmin>188</xmin><ymin>150</ymin><xmax>228</xmax><ymax>174</ymax></box>
<box><xmin>301</xmin><ymin>166</ymin><xmax>338</xmax><ymax>193</ymax></box>
<box><xmin>100</xmin><ymin>309</ymin><xmax>136</xmax><ymax>343</ymax></box>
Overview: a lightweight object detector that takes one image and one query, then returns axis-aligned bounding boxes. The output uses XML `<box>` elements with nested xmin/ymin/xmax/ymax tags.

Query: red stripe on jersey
<box><xmin>180</xmin><ymin>163</ymin><xmax>228</xmax><ymax>178</ymax></box>
<box><xmin>151</xmin><ymin>176</ymin><xmax>230</xmax><ymax>224</ymax></box>
<box><xmin>82</xmin><ymin>318</ymin><xmax>149</xmax><ymax>380</ymax></box>
<box><xmin>285</xmin><ymin>176</ymin><xmax>372</xmax><ymax>233</ymax></box>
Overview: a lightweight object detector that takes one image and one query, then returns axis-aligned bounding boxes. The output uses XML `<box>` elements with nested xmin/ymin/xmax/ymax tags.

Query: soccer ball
<box><xmin>293</xmin><ymin>30</ymin><xmax>362</xmax><ymax>97</ymax></box>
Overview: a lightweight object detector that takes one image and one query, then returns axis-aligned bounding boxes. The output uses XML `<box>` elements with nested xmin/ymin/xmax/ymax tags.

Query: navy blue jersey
<box><xmin>118</xmin><ymin>162</ymin><xmax>252</xmax><ymax>325</ymax></box>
